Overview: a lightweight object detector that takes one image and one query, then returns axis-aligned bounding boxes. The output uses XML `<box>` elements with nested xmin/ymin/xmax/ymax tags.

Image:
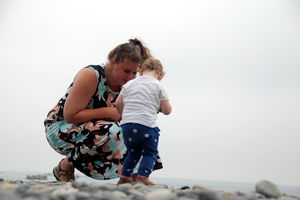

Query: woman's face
<box><xmin>112</xmin><ymin>59</ymin><xmax>139</xmax><ymax>87</ymax></box>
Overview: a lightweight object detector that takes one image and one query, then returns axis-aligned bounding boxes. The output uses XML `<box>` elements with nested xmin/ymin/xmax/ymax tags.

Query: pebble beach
<box><xmin>0</xmin><ymin>177</ymin><xmax>299</xmax><ymax>200</ymax></box>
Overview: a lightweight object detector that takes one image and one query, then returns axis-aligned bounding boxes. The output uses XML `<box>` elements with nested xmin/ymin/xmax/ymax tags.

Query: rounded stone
<box><xmin>128</xmin><ymin>189</ymin><xmax>146</xmax><ymax>200</ymax></box>
<box><xmin>75</xmin><ymin>191</ymin><xmax>91</xmax><ymax>200</ymax></box>
<box><xmin>255</xmin><ymin>180</ymin><xmax>281</xmax><ymax>198</ymax></box>
<box><xmin>180</xmin><ymin>186</ymin><xmax>190</xmax><ymax>190</ymax></box>
<box><xmin>192</xmin><ymin>184</ymin><xmax>206</xmax><ymax>190</ymax></box>
<box><xmin>145</xmin><ymin>189</ymin><xmax>176</xmax><ymax>200</ymax></box>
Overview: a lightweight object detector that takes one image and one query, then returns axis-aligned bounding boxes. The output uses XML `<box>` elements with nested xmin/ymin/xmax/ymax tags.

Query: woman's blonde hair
<box><xmin>108</xmin><ymin>38</ymin><xmax>152</xmax><ymax>64</ymax></box>
<box><xmin>140</xmin><ymin>58</ymin><xmax>163</xmax><ymax>75</ymax></box>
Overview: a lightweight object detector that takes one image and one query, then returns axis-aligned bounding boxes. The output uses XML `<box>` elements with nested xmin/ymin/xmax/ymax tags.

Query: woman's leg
<box><xmin>46</xmin><ymin>121</ymin><xmax>76</xmax><ymax>182</ymax></box>
<box><xmin>68</xmin><ymin>120</ymin><xmax>127</xmax><ymax>180</ymax></box>
<box><xmin>46</xmin><ymin>120</ymin><xmax>162</xmax><ymax>181</ymax></box>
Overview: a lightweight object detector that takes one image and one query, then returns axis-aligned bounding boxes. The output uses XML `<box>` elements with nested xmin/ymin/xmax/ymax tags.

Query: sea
<box><xmin>0</xmin><ymin>171</ymin><xmax>299</xmax><ymax>195</ymax></box>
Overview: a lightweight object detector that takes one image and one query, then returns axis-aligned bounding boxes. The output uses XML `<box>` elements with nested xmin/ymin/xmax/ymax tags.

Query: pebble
<box><xmin>0</xmin><ymin>178</ymin><xmax>299</xmax><ymax>200</ymax></box>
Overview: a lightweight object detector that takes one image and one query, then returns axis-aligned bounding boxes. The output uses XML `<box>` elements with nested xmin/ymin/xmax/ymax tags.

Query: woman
<box><xmin>44</xmin><ymin>38</ymin><xmax>162</xmax><ymax>181</ymax></box>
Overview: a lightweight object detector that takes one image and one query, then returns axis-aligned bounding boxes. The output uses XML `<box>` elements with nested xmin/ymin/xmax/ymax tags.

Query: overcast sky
<box><xmin>0</xmin><ymin>0</ymin><xmax>299</xmax><ymax>186</ymax></box>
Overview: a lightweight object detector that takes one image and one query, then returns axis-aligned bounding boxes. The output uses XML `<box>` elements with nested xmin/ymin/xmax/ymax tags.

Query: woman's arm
<box><xmin>115</xmin><ymin>94</ymin><xmax>124</xmax><ymax>115</ymax></box>
<box><xmin>63</xmin><ymin>68</ymin><xmax>120</xmax><ymax>123</ymax></box>
<box><xmin>160</xmin><ymin>100</ymin><xmax>172</xmax><ymax>115</ymax></box>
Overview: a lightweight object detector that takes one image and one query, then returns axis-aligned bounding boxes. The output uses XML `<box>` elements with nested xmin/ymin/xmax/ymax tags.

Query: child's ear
<box><xmin>159</xmin><ymin>71</ymin><xmax>165</xmax><ymax>80</ymax></box>
<box><xmin>157</xmin><ymin>72</ymin><xmax>163</xmax><ymax>81</ymax></box>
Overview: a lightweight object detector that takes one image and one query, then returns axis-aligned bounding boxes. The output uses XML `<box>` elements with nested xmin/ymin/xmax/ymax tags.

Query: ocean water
<box><xmin>1</xmin><ymin>171</ymin><xmax>299</xmax><ymax>195</ymax></box>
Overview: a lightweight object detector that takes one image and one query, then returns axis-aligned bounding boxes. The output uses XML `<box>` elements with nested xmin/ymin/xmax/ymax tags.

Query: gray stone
<box><xmin>255</xmin><ymin>180</ymin><xmax>281</xmax><ymax>198</ymax></box>
<box><xmin>238</xmin><ymin>191</ymin><xmax>266</xmax><ymax>199</ymax></box>
<box><xmin>92</xmin><ymin>190</ymin><xmax>115</xmax><ymax>200</ymax></box>
<box><xmin>133</xmin><ymin>183</ymin><xmax>148</xmax><ymax>190</ymax></box>
<box><xmin>75</xmin><ymin>191</ymin><xmax>91</xmax><ymax>200</ymax></box>
<box><xmin>110</xmin><ymin>190</ymin><xmax>127</xmax><ymax>200</ymax></box>
<box><xmin>71</xmin><ymin>182</ymin><xmax>90</xmax><ymax>192</ymax></box>
<box><xmin>11</xmin><ymin>180</ymin><xmax>24</xmax><ymax>184</ymax></box>
<box><xmin>145</xmin><ymin>189</ymin><xmax>176</xmax><ymax>200</ymax></box>
<box><xmin>133</xmin><ymin>183</ymin><xmax>152</xmax><ymax>194</ymax></box>
<box><xmin>50</xmin><ymin>186</ymin><xmax>79</xmax><ymax>200</ymax></box>
<box><xmin>90</xmin><ymin>183</ymin><xmax>116</xmax><ymax>192</ymax></box>
<box><xmin>22</xmin><ymin>197</ymin><xmax>40</xmax><ymax>200</ymax></box>
<box><xmin>0</xmin><ymin>192</ymin><xmax>19</xmax><ymax>200</ymax></box>
<box><xmin>218</xmin><ymin>190</ymin><xmax>239</xmax><ymax>199</ymax></box>
<box><xmin>15</xmin><ymin>184</ymin><xmax>31</xmax><ymax>194</ymax></box>
<box><xmin>152</xmin><ymin>184</ymin><xmax>169</xmax><ymax>189</ymax></box>
<box><xmin>71</xmin><ymin>181</ymin><xmax>81</xmax><ymax>189</ymax></box>
<box><xmin>176</xmin><ymin>191</ymin><xmax>198</xmax><ymax>199</ymax></box>
<box><xmin>21</xmin><ymin>192</ymin><xmax>48</xmax><ymax>200</ymax></box>
<box><xmin>190</xmin><ymin>190</ymin><xmax>221</xmax><ymax>200</ymax></box>
<box><xmin>176</xmin><ymin>197</ymin><xmax>197</xmax><ymax>200</ymax></box>
<box><xmin>192</xmin><ymin>184</ymin><xmax>207</xmax><ymax>190</ymax></box>
<box><xmin>114</xmin><ymin>188</ymin><xmax>131</xmax><ymax>196</ymax></box>
<box><xmin>181</xmin><ymin>186</ymin><xmax>191</xmax><ymax>190</ymax></box>
<box><xmin>117</xmin><ymin>183</ymin><xmax>132</xmax><ymax>190</ymax></box>
<box><xmin>278</xmin><ymin>196</ymin><xmax>299</xmax><ymax>200</ymax></box>
<box><xmin>128</xmin><ymin>189</ymin><xmax>146</xmax><ymax>200</ymax></box>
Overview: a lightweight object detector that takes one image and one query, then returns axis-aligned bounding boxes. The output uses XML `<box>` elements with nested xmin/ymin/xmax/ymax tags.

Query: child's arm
<box><xmin>115</xmin><ymin>94</ymin><xmax>124</xmax><ymax>115</ymax></box>
<box><xmin>160</xmin><ymin>100</ymin><xmax>172</xmax><ymax>115</ymax></box>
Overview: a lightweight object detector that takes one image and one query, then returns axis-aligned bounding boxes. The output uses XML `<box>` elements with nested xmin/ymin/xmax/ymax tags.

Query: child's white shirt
<box><xmin>119</xmin><ymin>75</ymin><xmax>169</xmax><ymax>128</ymax></box>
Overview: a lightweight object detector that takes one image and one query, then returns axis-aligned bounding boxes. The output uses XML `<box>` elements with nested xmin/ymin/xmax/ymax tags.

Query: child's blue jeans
<box><xmin>121</xmin><ymin>123</ymin><xmax>160</xmax><ymax>177</ymax></box>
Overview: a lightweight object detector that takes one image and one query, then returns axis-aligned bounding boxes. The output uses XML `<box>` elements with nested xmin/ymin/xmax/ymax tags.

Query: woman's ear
<box><xmin>110</xmin><ymin>58</ymin><xmax>116</xmax><ymax>68</ymax></box>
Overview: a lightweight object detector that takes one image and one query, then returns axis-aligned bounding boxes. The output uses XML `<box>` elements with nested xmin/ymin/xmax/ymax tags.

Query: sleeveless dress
<box><xmin>44</xmin><ymin>65</ymin><xmax>162</xmax><ymax>180</ymax></box>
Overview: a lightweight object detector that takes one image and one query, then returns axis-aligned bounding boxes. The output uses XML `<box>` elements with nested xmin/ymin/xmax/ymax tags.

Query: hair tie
<box><xmin>134</xmin><ymin>44</ymin><xmax>142</xmax><ymax>55</ymax></box>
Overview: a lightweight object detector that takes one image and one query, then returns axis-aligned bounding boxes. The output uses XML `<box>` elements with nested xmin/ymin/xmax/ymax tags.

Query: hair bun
<box><xmin>129</xmin><ymin>39</ymin><xmax>143</xmax><ymax>56</ymax></box>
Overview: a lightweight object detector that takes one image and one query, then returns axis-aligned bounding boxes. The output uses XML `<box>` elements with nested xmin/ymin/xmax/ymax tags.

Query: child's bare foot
<box><xmin>117</xmin><ymin>176</ymin><xmax>133</xmax><ymax>184</ymax></box>
<box><xmin>135</xmin><ymin>175</ymin><xmax>156</xmax><ymax>186</ymax></box>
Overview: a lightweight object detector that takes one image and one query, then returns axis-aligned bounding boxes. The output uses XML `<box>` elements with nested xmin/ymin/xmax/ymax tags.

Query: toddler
<box><xmin>115</xmin><ymin>58</ymin><xmax>172</xmax><ymax>185</ymax></box>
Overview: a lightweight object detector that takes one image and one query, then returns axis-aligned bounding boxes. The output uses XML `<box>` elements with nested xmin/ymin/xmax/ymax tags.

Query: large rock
<box><xmin>255</xmin><ymin>180</ymin><xmax>281</xmax><ymax>198</ymax></box>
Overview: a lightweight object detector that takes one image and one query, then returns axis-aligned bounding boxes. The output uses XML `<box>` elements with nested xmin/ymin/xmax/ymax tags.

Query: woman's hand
<box><xmin>105</xmin><ymin>107</ymin><xmax>121</xmax><ymax>121</ymax></box>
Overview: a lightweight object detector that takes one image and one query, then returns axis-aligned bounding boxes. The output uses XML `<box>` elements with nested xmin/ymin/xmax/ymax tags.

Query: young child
<box><xmin>115</xmin><ymin>58</ymin><xmax>172</xmax><ymax>185</ymax></box>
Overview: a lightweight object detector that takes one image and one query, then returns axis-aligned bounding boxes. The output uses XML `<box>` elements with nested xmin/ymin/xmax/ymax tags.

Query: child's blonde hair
<box><xmin>140</xmin><ymin>58</ymin><xmax>163</xmax><ymax>75</ymax></box>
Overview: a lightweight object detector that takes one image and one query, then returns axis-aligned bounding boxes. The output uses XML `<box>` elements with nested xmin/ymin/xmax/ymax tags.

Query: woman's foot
<box><xmin>135</xmin><ymin>175</ymin><xmax>155</xmax><ymax>186</ymax></box>
<box><xmin>53</xmin><ymin>158</ymin><xmax>75</xmax><ymax>182</ymax></box>
<box><xmin>117</xmin><ymin>176</ymin><xmax>133</xmax><ymax>184</ymax></box>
